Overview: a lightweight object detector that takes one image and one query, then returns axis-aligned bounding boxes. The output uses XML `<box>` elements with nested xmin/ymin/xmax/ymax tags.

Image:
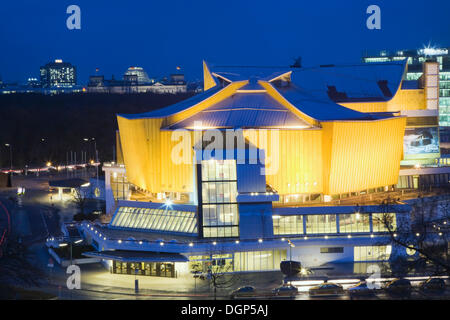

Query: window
<box><xmin>110</xmin><ymin>206</ymin><xmax>197</xmax><ymax>234</ymax></box>
<box><xmin>354</xmin><ymin>245</ymin><xmax>392</xmax><ymax>261</ymax></box>
<box><xmin>320</xmin><ymin>247</ymin><xmax>344</xmax><ymax>254</ymax></box>
<box><xmin>273</xmin><ymin>215</ymin><xmax>303</xmax><ymax>235</ymax></box>
<box><xmin>306</xmin><ymin>214</ymin><xmax>337</xmax><ymax>234</ymax></box>
<box><xmin>233</xmin><ymin>250</ymin><xmax>287</xmax><ymax>272</ymax></box>
<box><xmin>201</xmin><ymin>160</ymin><xmax>239</xmax><ymax>238</ymax></box>
<box><xmin>339</xmin><ymin>213</ymin><xmax>370</xmax><ymax>233</ymax></box>
<box><xmin>372</xmin><ymin>213</ymin><xmax>397</xmax><ymax>232</ymax></box>
<box><xmin>110</xmin><ymin>172</ymin><xmax>130</xmax><ymax>200</ymax></box>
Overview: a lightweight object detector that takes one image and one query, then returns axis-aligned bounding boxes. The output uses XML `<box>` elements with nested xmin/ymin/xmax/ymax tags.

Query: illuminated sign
<box><xmin>403</xmin><ymin>127</ymin><xmax>439</xmax><ymax>157</ymax></box>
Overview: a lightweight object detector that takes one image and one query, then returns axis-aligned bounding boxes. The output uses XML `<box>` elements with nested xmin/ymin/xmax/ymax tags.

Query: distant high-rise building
<box><xmin>363</xmin><ymin>47</ymin><xmax>450</xmax><ymax>127</ymax></box>
<box><xmin>40</xmin><ymin>59</ymin><xmax>76</xmax><ymax>88</ymax></box>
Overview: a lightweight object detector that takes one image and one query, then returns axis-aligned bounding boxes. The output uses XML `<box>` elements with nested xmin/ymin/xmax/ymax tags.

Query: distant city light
<box><xmin>418</xmin><ymin>46</ymin><xmax>448</xmax><ymax>56</ymax></box>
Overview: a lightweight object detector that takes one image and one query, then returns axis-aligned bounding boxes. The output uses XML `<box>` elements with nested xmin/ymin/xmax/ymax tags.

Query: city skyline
<box><xmin>1</xmin><ymin>0</ymin><xmax>450</xmax><ymax>83</ymax></box>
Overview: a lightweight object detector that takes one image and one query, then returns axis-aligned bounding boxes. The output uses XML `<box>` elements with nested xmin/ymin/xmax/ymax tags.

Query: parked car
<box><xmin>272</xmin><ymin>285</ymin><xmax>298</xmax><ymax>297</ymax></box>
<box><xmin>230</xmin><ymin>286</ymin><xmax>256</xmax><ymax>299</ymax></box>
<box><xmin>419</xmin><ymin>278</ymin><xmax>446</xmax><ymax>295</ymax></box>
<box><xmin>347</xmin><ymin>281</ymin><xmax>376</xmax><ymax>298</ymax></box>
<box><xmin>309</xmin><ymin>282</ymin><xmax>344</xmax><ymax>297</ymax></box>
<box><xmin>384</xmin><ymin>278</ymin><xmax>412</xmax><ymax>298</ymax></box>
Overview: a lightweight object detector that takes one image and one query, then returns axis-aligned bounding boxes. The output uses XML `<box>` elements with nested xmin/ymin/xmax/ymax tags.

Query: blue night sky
<box><xmin>1</xmin><ymin>0</ymin><xmax>449</xmax><ymax>84</ymax></box>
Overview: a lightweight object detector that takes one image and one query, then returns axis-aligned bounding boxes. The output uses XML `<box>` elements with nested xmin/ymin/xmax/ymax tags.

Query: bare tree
<box><xmin>196</xmin><ymin>245</ymin><xmax>242</xmax><ymax>300</ymax></box>
<box><xmin>71</xmin><ymin>187</ymin><xmax>87</xmax><ymax>215</ymax></box>
<box><xmin>377</xmin><ymin>195</ymin><xmax>450</xmax><ymax>277</ymax></box>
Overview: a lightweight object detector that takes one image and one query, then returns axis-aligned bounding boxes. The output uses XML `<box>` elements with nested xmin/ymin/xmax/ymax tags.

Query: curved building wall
<box><xmin>117</xmin><ymin>116</ymin><xmax>196</xmax><ymax>194</ymax></box>
<box><xmin>323</xmin><ymin>117</ymin><xmax>406</xmax><ymax>195</ymax></box>
<box><xmin>117</xmin><ymin>117</ymin><xmax>405</xmax><ymax>197</ymax></box>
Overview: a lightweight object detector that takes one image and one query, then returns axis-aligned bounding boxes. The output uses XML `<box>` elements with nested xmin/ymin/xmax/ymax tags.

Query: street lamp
<box><xmin>287</xmin><ymin>239</ymin><xmax>295</xmax><ymax>261</ymax></box>
<box><xmin>83</xmin><ymin>137</ymin><xmax>98</xmax><ymax>180</ymax></box>
<box><xmin>4</xmin><ymin>144</ymin><xmax>12</xmax><ymax>172</ymax></box>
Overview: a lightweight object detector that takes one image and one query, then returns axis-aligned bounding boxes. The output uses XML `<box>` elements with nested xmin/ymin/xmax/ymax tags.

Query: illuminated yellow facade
<box><xmin>117</xmin><ymin>60</ymin><xmax>431</xmax><ymax>198</ymax></box>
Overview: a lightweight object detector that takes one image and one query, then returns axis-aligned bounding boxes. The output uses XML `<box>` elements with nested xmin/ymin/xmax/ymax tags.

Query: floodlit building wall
<box><xmin>117</xmin><ymin>117</ymin><xmax>163</xmax><ymax>192</ymax></box>
<box><xmin>340</xmin><ymin>88</ymin><xmax>427</xmax><ymax>113</ymax></box>
<box><xmin>118</xmin><ymin>117</ymin><xmax>406</xmax><ymax>197</ymax></box>
<box><xmin>322</xmin><ymin>117</ymin><xmax>406</xmax><ymax>195</ymax></box>
<box><xmin>243</xmin><ymin>129</ymin><xmax>323</xmax><ymax>195</ymax></box>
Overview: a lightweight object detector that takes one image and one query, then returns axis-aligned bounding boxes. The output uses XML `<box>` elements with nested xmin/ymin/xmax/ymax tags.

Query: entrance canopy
<box><xmin>82</xmin><ymin>250</ymin><xmax>189</xmax><ymax>263</ymax></box>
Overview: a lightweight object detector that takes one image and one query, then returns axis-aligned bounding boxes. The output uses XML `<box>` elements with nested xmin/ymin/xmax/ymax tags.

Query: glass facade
<box><xmin>112</xmin><ymin>261</ymin><xmax>175</xmax><ymax>277</ymax></box>
<box><xmin>189</xmin><ymin>249</ymin><xmax>287</xmax><ymax>273</ymax></box>
<box><xmin>306</xmin><ymin>214</ymin><xmax>337</xmax><ymax>234</ymax></box>
<box><xmin>234</xmin><ymin>250</ymin><xmax>287</xmax><ymax>272</ymax></box>
<box><xmin>273</xmin><ymin>215</ymin><xmax>303</xmax><ymax>235</ymax></box>
<box><xmin>339</xmin><ymin>213</ymin><xmax>370</xmax><ymax>233</ymax></box>
<box><xmin>111</xmin><ymin>171</ymin><xmax>130</xmax><ymax>200</ymax></box>
<box><xmin>354</xmin><ymin>245</ymin><xmax>392</xmax><ymax>261</ymax></box>
<box><xmin>110</xmin><ymin>206</ymin><xmax>198</xmax><ymax>234</ymax></box>
<box><xmin>273</xmin><ymin>213</ymin><xmax>397</xmax><ymax>236</ymax></box>
<box><xmin>364</xmin><ymin>49</ymin><xmax>450</xmax><ymax>127</ymax></box>
<box><xmin>372</xmin><ymin>213</ymin><xmax>397</xmax><ymax>232</ymax></box>
<box><xmin>201</xmin><ymin>160</ymin><xmax>239</xmax><ymax>238</ymax></box>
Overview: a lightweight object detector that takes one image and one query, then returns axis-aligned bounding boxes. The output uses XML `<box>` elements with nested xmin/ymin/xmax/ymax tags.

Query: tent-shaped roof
<box><xmin>119</xmin><ymin>60</ymin><xmax>407</xmax><ymax>124</ymax></box>
<box><xmin>165</xmin><ymin>83</ymin><xmax>310</xmax><ymax>129</ymax></box>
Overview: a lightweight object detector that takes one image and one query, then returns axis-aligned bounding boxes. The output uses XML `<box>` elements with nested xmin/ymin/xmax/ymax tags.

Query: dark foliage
<box><xmin>0</xmin><ymin>92</ymin><xmax>195</xmax><ymax>168</ymax></box>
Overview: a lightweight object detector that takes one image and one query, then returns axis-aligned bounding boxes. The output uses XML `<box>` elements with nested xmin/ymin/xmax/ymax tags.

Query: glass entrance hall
<box><xmin>111</xmin><ymin>261</ymin><xmax>176</xmax><ymax>278</ymax></box>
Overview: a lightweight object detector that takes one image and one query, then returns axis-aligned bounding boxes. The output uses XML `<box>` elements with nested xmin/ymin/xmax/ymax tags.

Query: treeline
<box><xmin>0</xmin><ymin>92</ymin><xmax>195</xmax><ymax>168</ymax></box>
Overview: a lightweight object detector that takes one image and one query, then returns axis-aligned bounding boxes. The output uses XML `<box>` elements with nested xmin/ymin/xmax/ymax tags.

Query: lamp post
<box><xmin>83</xmin><ymin>137</ymin><xmax>98</xmax><ymax>180</ymax></box>
<box><xmin>4</xmin><ymin>144</ymin><xmax>12</xmax><ymax>173</ymax></box>
<box><xmin>287</xmin><ymin>239</ymin><xmax>295</xmax><ymax>261</ymax></box>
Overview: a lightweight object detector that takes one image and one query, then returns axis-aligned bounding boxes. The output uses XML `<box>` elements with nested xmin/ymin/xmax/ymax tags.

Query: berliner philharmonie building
<box><xmin>80</xmin><ymin>59</ymin><xmax>450</xmax><ymax>278</ymax></box>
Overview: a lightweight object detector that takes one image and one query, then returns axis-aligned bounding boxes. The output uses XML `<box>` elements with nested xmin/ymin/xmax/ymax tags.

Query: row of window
<box><xmin>201</xmin><ymin>160</ymin><xmax>240</xmax><ymax>238</ymax></box>
<box><xmin>272</xmin><ymin>213</ymin><xmax>397</xmax><ymax>235</ymax></box>
<box><xmin>203</xmin><ymin>226</ymin><xmax>239</xmax><ymax>238</ymax></box>
<box><xmin>201</xmin><ymin>159</ymin><xmax>237</xmax><ymax>182</ymax></box>
<box><xmin>111</xmin><ymin>172</ymin><xmax>129</xmax><ymax>200</ymax></box>
<box><xmin>189</xmin><ymin>250</ymin><xmax>288</xmax><ymax>273</ymax></box>
<box><xmin>202</xmin><ymin>182</ymin><xmax>238</xmax><ymax>204</ymax></box>
<box><xmin>187</xmin><ymin>246</ymin><xmax>390</xmax><ymax>273</ymax></box>
<box><xmin>354</xmin><ymin>245</ymin><xmax>392</xmax><ymax>262</ymax></box>
<box><xmin>111</xmin><ymin>206</ymin><xmax>198</xmax><ymax>234</ymax></box>
<box><xmin>203</xmin><ymin>204</ymin><xmax>239</xmax><ymax>226</ymax></box>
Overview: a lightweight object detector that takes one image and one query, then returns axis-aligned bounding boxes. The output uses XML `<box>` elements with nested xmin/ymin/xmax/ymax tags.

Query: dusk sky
<box><xmin>1</xmin><ymin>0</ymin><xmax>450</xmax><ymax>83</ymax></box>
